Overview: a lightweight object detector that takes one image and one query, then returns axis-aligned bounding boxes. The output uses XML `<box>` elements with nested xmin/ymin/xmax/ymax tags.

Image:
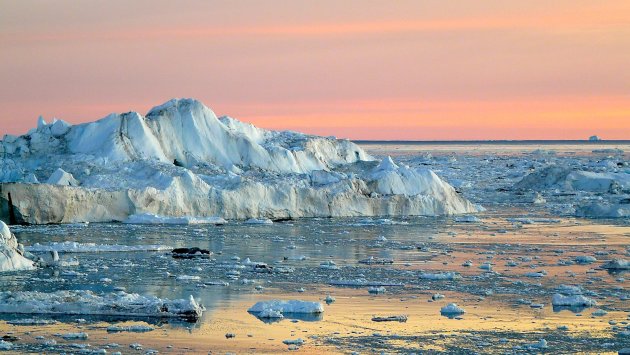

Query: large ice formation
<box><xmin>0</xmin><ymin>99</ymin><xmax>479</xmax><ymax>224</ymax></box>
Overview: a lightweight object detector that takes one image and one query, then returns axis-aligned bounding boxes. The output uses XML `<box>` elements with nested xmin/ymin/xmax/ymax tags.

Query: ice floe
<box><xmin>124</xmin><ymin>213</ymin><xmax>226</xmax><ymax>225</ymax></box>
<box><xmin>440</xmin><ymin>303</ymin><xmax>466</xmax><ymax>315</ymax></box>
<box><xmin>26</xmin><ymin>241</ymin><xmax>171</xmax><ymax>253</ymax></box>
<box><xmin>0</xmin><ymin>290</ymin><xmax>204</xmax><ymax>320</ymax></box>
<box><xmin>248</xmin><ymin>300</ymin><xmax>324</xmax><ymax>315</ymax></box>
<box><xmin>551</xmin><ymin>294</ymin><xmax>597</xmax><ymax>307</ymax></box>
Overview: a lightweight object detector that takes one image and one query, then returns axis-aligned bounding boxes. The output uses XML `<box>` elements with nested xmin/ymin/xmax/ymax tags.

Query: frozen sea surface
<box><xmin>0</xmin><ymin>142</ymin><xmax>628</xmax><ymax>354</ymax></box>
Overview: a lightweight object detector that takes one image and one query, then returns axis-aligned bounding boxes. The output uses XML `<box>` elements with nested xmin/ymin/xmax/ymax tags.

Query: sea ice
<box><xmin>26</xmin><ymin>241</ymin><xmax>171</xmax><ymax>253</ymax></box>
<box><xmin>0</xmin><ymin>290</ymin><xmax>204</xmax><ymax>320</ymax></box>
<box><xmin>420</xmin><ymin>272</ymin><xmax>461</xmax><ymax>280</ymax></box>
<box><xmin>440</xmin><ymin>303</ymin><xmax>466</xmax><ymax>315</ymax></box>
<box><xmin>248</xmin><ymin>300</ymin><xmax>324</xmax><ymax>314</ymax></box>
<box><xmin>601</xmin><ymin>259</ymin><xmax>629</xmax><ymax>270</ymax></box>
<box><xmin>551</xmin><ymin>294</ymin><xmax>597</xmax><ymax>307</ymax></box>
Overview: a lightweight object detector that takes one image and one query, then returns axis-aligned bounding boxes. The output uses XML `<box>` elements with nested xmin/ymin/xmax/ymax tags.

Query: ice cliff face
<box><xmin>0</xmin><ymin>98</ymin><xmax>479</xmax><ymax>224</ymax></box>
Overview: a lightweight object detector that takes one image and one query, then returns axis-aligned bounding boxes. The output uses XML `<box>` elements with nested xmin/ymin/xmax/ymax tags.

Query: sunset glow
<box><xmin>1</xmin><ymin>0</ymin><xmax>629</xmax><ymax>139</ymax></box>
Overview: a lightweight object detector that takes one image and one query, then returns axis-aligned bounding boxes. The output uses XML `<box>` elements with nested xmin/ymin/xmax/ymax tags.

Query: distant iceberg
<box><xmin>0</xmin><ymin>98</ymin><xmax>479</xmax><ymax>224</ymax></box>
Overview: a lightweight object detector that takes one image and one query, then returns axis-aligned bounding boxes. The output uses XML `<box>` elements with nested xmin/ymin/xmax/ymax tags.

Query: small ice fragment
<box><xmin>551</xmin><ymin>294</ymin><xmax>597</xmax><ymax>307</ymax></box>
<box><xmin>368</xmin><ymin>286</ymin><xmax>386</xmax><ymax>294</ymax></box>
<box><xmin>440</xmin><ymin>303</ymin><xmax>465</xmax><ymax>315</ymax></box>
<box><xmin>60</xmin><ymin>332</ymin><xmax>88</xmax><ymax>340</ymax></box>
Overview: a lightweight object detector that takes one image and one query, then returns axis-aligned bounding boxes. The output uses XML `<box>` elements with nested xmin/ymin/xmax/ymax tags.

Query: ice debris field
<box><xmin>0</xmin><ymin>101</ymin><xmax>628</xmax><ymax>353</ymax></box>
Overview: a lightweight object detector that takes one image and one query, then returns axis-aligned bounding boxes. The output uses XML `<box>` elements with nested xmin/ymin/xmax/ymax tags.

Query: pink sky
<box><xmin>1</xmin><ymin>1</ymin><xmax>629</xmax><ymax>140</ymax></box>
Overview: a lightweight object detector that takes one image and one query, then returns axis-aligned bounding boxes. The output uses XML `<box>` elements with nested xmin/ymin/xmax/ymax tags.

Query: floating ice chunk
<box><xmin>601</xmin><ymin>259</ymin><xmax>629</xmax><ymax>270</ymax></box>
<box><xmin>0</xmin><ymin>340</ymin><xmax>12</xmax><ymax>350</ymax></box>
<box><xmin>124</xmin><ymin>213</ymin><xmax>227</xmax><ymax>225</ymax></box>
<box><xmin>248</xmin><ymin>300</ymin><xmax>324</xmax><ymax>314</ymax></box>
<box><xmin>432</xmin><ymin>293</ymin><xmax>445</xmax><ymax>301</ymax></box>
<box><xmin>7</xmin><ymin>319</ymin><xmax>57</xmax><ymax>326</ymax></box>
<box><xmin>420</xmin><ymin>272</ymin><xmax>461</xmax><ymax>281</ymax></box>
<box><xmin>245</xmin><ymin>218</ymin><xmax>273</xmax><ymax>225</ymax></box>
<box><xmin>283</xmin><ymin>338</ymin><xmax>304</xmax><ymax>345</ymax></box>
<box><xmin>574</xmin><ymin>255</ymin><xmax>597</xmax><ymax>264</ymax></box>
<box><xmin>455</xmin><ymin>215</ymin><xmax>481</xmax><ymax>223</ymax></box>
<box><xmin>532</xmin><ymin>192</ymin><xmax>546</xmax><ymax>204</ymax></box>
<box><xmin>524</xmin><ymin>271</ymin><xmax>546</xmax><ymax>278</ymax></box>
<box><xmin>526</xmin><ymin>339</ymin><xmax>548</xmax><ymax>349</ymax></box>
<box><xmin>368</xmin><ymin>286</ymin><xmax>386</xmax><ymax>294</ymax></box>
<box><xmin>479</xmin><ymin>263</ymin><xmax>493</xmax><ymax>271</ymax></box>
<box><xmin>26</xmin><ymin>241</ymin><xmax>171</xmax><ymax>253</ymax></box>
<box><xmin>176</xmin><ymin>275</ymin><xmax>200</xmax><ymax>281</ymax></box>
<box><xmin>440</xmin><ymin>303</ymin><xmax>466</xmax><ymax>315</ymax></box>
<box><xmin>60</xmin><ymin>332</ymin><xmax>88</xmax><ymax>340</ymax></box>
<box><xmin>551</xmin><ymin>294</ymin><xmax>597</xmax><ymax>307</ymax></box>
<box><xmin>576</xmin><ymin>202</ymin><xmax>630</xmax><ymax>218</ymax></box>
<box><xmin>0</xmin><ymin>290</ymin><xmax>204</xmax><ymax>320</ymax></box>
<box><xmin>319</xmin><ymin>260</ymin><xmax>339</xmax><ymax>270</ymax></box>
<box><xmin>591</xmin><ymin>309</ymin><xmax>608</xmax><ymax>317</ymax></box>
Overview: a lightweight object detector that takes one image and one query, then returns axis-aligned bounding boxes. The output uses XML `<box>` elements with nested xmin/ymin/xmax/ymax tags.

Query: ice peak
<box><xmin>37</xmin><ymin>115</ymin><xmax>47</xmax><ymax>129</ymax></box>
<box><xmin>146</xmin><ymin>98</ymin><xmax>209</xmax><ymax>118</ymax></box>
<box><xmin>375</xmin><ymin>156</ymin><xmax>399</xmax><ymax>172</ymax></box>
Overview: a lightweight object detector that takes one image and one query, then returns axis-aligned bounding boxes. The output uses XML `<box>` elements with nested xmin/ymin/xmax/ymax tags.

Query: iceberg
<box><xmin>0</xmin><ymin>98</ymin><xmax>479</xmax><ymax>224</ymax></box>
<box><xmin>515</xmin><ymin>165</ymin><xmax>629</xmax><ymax>193</ymax></box>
